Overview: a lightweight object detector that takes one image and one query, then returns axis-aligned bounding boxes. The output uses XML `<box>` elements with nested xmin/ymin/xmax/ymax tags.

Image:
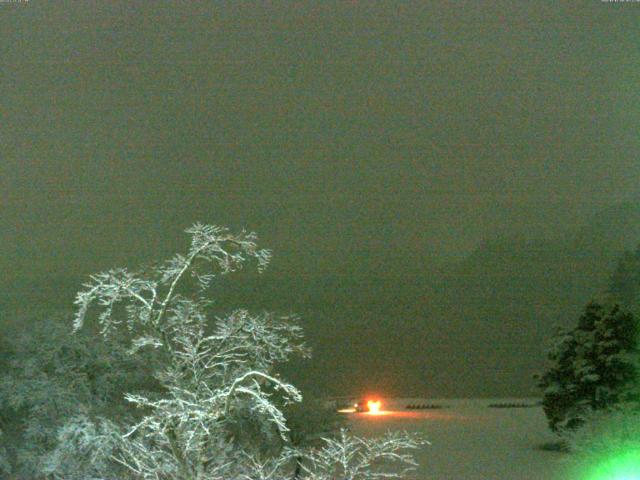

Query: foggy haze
<box><xmin>2</xmin><ymin>1</ymin><xmax>639</xmax><ymax>396</ymax></box>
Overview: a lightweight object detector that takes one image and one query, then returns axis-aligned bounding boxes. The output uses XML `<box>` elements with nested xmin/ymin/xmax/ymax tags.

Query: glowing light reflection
<box><xmin>367</xmin><ymin>400</ymin><xmax>382</xmax><ymax>414</ymax></box>
<box><xmin>337</xmin><ymin>408</ymin><xmax>356</xmax><ymax>413</ymax></box>
<box><xmin>574</xmin><ymin>449</ymin><xmax>640</xmax><ymax>480</ymax></box>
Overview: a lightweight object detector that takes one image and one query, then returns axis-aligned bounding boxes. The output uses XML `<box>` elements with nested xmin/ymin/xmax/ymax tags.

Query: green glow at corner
<box><xmin>580</xmin><ymin>449</ymin><xmax>640</xmax><ymax>480</ymax></box>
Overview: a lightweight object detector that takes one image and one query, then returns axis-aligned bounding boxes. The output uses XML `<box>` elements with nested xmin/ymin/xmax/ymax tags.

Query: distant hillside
<box><xmin>224</xmin><ymin>200</ymin><xmax>640</xmax><ymax>397</ymax></box>
<box><xmin>2</xmin><ymin>201</ymin><xmax>639</xmax><ymax>398</ymax></box>
<box><xmin>414</xmin><ymin>200</ymin><xmax>640</xmax><ymax>396</ymax></box>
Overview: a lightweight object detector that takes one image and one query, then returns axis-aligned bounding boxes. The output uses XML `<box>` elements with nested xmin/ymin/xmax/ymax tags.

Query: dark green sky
<box><xmin>1</xmin><ymin>1</ymin><xmax>639</xmax><ymax>395</ymax></box>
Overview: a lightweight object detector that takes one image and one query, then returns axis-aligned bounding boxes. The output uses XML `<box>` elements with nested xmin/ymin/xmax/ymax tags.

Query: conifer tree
<box><xmin>538</xmin><ymin>302</ymin><xmax>639</xmax><ymax>432</ymax></box>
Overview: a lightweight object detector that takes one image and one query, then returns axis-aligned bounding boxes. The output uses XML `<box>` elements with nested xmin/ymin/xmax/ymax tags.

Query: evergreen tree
<box><xmin>538</xmin><ymin>302</ymin><xmax>639</xmax><ymax>432</ymax></box>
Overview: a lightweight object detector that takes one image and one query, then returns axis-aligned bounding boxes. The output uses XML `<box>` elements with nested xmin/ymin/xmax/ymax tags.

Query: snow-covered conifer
<box><xmin>538</xmin><ymin>302</ymin><xmax>639</xmax><ymax>433</ymax></box>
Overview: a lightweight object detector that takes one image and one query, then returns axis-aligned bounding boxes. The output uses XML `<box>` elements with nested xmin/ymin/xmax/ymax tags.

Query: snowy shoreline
<box><xmin>347</xmin><ymin>398</ymin><xmax>566</xmax><ymax>480</ymax></box>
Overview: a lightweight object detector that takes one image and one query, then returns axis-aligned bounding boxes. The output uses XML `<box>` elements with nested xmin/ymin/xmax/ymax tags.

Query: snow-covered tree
<box><xmin>66</xmin><ymin>223</ymin><xmax>424</xmax><ymax>479</ymax></box>
<box><xmin>0</xmin><ymin>312</ymin><xmax>152</xmax><ymax>477</ymax></box>
<box><xmin>0</xmin><ymin>428</ymin><xmax>10</xmax><ymax>477</ymax></box>
<box><xmin>41</xmin><ymin>414</ymin><xmax>124</xmax><ymax>479</ymax></box>
<box><xmin>282</xmin><ymin>397</ymin><xmax>348</xmax><ymax>478</ymax></box>
<box><xmin>295</xmin><ymin>429</ymin><xmax>425</xmax><ymax>480</ymax></box>
<box><xmin>537</xmin><ymin>301</ymin><xmax>639</xmax><ymax>433</ymax></box>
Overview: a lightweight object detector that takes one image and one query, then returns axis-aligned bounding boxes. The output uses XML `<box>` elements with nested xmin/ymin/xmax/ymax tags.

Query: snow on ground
<box><xmin>346</xmin><ymin>398</ymin><xmax>568</xmax><ymax>480</ymax></box>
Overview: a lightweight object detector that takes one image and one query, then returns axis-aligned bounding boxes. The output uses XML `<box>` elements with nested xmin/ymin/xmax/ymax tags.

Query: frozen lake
<box><xmin>346</xmin><ymin>398</ymin><xmax>568</xmax><ymax>480</ymax></box>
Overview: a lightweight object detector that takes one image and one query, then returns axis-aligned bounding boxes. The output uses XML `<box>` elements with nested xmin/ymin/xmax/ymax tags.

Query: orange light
<box><xmin>367</xmin><ymin>400</ymin><xmax>382</xmax><ymax>414</ymax></box>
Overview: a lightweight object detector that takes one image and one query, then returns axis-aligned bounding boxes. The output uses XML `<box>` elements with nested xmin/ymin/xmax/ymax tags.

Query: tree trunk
<box><xmin>292</xmin><ymin>456</ymin><xmax>303</xmax><ymax>480</ymax></box>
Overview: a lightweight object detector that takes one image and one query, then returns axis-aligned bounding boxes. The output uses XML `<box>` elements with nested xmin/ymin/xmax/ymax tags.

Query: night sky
<box><xmin>2</xmin><ymin>1</ymin><xmax>639</xmax><ymax>396</ymax></box>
